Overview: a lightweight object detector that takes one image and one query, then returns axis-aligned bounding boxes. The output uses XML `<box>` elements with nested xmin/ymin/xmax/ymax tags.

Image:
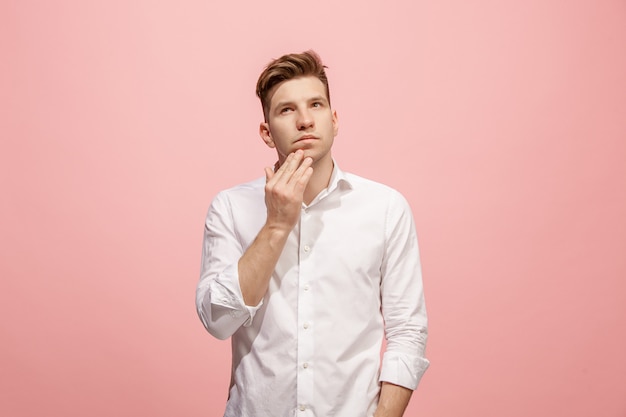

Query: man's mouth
<box><xmin>295</xmin><ymin>135</ymin><xmax>318</xmax><ymax>143</ymax></box>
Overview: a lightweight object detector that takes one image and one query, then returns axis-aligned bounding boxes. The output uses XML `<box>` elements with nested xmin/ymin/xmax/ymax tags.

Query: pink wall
<box><xmin>2</xmin><ymin>1</ymin><xmax>625</xmax><ymax>416</ymax></box>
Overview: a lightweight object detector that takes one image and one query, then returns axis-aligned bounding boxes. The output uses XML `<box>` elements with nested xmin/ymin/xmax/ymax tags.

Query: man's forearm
<box><xmin>238</xmin><ymin>224</ymin><xmax>289</xmax><ymax>306</ymax></box>
<box><xmin>374</xmin><ymin>382</ymin><xmax>413</xmax><ymax>417</ymax></box>
<box><xmin>239</xmin><ymin>151</ymin><xmax>313</xmax><ymax>306</ymax></box>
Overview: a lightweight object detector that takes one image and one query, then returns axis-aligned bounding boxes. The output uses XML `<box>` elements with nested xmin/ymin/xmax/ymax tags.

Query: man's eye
<box><xmin>312</xmin><ymin>102</ymin><xmax>322</xmax><ymax>108</ymax></box>
<box><xmin>280</xmin><ymin>107</ymin><xmax>292</xmax><ymax>113</ymax></box>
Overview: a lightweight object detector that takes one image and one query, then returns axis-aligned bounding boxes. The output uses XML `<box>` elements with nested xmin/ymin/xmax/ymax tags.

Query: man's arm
<box><xmin>374</xmin><ymin>382</ymin><xmax>413</xmax><ymax>417</ymax></box>
<box><xmin>238</xmin><ymin>150</ymin><xmax>312</xmax><ymax>305</ymax></box>
<box><xmin>377</xmin><ymin>191</ymin><xmax>429</xmax><ymax>413</ymax></box>
<box><xmin>196</xmin><ymin>151</ymin><xmax>312</xmax><ymax>339</ymax></box>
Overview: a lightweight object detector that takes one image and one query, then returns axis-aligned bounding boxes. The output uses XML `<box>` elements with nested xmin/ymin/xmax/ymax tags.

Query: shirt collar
<box><xmin>327</xmin><ymin>159</ymin><xmax>353</xmax><ymax>193</ymax></box>
<box><xmin>305</xmin><ymin>160</ymin><xmax>353</xmax><ymax>208</ymax></box>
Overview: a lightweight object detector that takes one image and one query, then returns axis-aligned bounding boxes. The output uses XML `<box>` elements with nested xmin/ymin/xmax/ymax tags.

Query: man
<box><xmin>196</xmin><ymin>50</ymin><xmax>429</xmax><ymax>417</ymax></box>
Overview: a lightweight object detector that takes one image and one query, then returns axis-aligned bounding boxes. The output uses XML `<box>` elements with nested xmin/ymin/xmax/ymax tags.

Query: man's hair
<box><xmin>256</xmin><ymin>50</ymin><xmax>330</xmax><ymax>121</ymax></box>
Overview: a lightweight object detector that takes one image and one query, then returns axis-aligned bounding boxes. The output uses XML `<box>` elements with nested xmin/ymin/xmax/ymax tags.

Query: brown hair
<box><xmin>256</xmin><ymin>50</ymin><xmax>330</xmax><ymax>121</ymax></box>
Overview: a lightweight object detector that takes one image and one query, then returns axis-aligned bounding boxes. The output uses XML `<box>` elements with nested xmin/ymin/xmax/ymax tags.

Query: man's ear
<box><xmin>259</xmin><ymin>122</ymin><xmax>275</xmax><ymax>148</ymax></box>
<box><xmin>332</xmin><ymin>110</ymin><xmax>339</xmax><ymax>136</ymax></box>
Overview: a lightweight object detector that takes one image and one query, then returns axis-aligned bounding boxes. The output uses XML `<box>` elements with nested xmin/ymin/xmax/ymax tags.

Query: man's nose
<box><xmin>297</xmin><ymin>110</ymin><xmax>314</xmax><ymax>130</ymax></box>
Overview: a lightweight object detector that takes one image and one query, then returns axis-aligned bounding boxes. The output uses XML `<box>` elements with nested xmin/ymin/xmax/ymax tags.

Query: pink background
<box><xmin>2</xmin><ymin>1</ymin><xmax>625</xmax><ymax>416</ymax></box>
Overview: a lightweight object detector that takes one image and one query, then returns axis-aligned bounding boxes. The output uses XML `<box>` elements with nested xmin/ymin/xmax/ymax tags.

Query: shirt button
<box><xmin>299</xmin><ymin>405</ymin><xmax>306</xmax><ymax>411</ymax></box>
<box><xmin>303</xmin><ymin>284</ymin><xmax>310</xmax><ymax>291</ymax></box>
<box><xmin>303</xmin><ymin>322</ymin><xmax>310</xmax><ymax>329</ymax></box>
<box><xmin>303</xmin><ymin>245</ymin><xmax>311</xmax><ymax>252</ymax></box>
<box><xmin>303</xmin><ymin>362</ymin><xmax>309</xmax><ymax>369</ymax></box>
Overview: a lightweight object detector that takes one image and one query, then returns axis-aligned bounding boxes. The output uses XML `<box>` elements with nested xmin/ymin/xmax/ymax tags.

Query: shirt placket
<box><xmin>296</xmin><ymin>206</ymin><xmax>315</xmax><ymax>415</ymax></box>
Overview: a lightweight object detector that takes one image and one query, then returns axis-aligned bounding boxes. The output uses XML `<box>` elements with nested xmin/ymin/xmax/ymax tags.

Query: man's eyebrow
<box><xmin>273</xmin><ymin>100</ymin><xmax>295</xmax><ymax>109</ymax></box>
<box><xmin>274</xmin><ymin>96</ymin><xmax>329</xmax><ymax>109</ymax></box>
<box><xmin>309</xmin><ymin>95</ymin><xmax>329</xmax><ymax>103</ymax></box>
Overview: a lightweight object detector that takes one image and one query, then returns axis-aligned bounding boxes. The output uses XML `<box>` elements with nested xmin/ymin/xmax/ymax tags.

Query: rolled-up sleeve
<box><xmin>195</xmin><ymin>192</ymin><xmax>262</xmax><ymax>340</ymax></box>
<box><xmin>379</xmin><ymin>191</ymin><xmax>430</xmax><ymax>390</ymax></box>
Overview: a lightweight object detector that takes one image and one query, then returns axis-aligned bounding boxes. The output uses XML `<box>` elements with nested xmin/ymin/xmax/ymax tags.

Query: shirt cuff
<box><xmin>209</xmin><ymin>264</ymin><xmax>263</xmax><ymax>327</ymax></box>
<box><xmin>379</xmin><ymin>350</ymin><xmax>430</xmax><ymax>390</ymax></box>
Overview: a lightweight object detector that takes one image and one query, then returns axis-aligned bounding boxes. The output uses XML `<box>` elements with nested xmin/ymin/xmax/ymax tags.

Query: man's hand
<box><xmin>264</xmin><ymin>150</ymin><xmax>313</xmax><ymax>231</ymax></box>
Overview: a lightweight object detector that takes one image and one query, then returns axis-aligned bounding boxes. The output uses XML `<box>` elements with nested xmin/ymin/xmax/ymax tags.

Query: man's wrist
<box><xmin>263</xmin><ymin>221</ymin><xmax>293</xmax><ymax>242</ymax></box>
<box><xmin>374</xmin><ymin>382</ymin><xmax>413</xmax><ymax>417</ymax></box>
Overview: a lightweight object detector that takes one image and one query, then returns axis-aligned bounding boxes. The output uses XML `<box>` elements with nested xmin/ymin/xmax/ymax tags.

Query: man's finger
<box><xmin>271</xmin><ymin>151</ymin><xmax>304</xmax><ymax>185</ymax></box>
<box><xmin>280</xmin><ymin>150</ymin><xmax>304</xmax><ymax>177</ymax></box>
<box><xmin>268</xmin><ymin>153</ymin><xmax>291</xmax><ymax>185</ymax></box>
<box><xmin>294</xmin><ymin>166</ymin><xmax>314</xmax><ymax>193</ymax></box>
<box><xmin>287</xmin><ymin>156</ymin><xmax>313</xmax><ymax>186</ymax></box>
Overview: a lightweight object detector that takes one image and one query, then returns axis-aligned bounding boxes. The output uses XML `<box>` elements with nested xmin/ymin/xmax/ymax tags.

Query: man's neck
<box><xmin>303</xmin><ymin>156</ymin><xmax>334</xmax><ymax>205</ymax></box>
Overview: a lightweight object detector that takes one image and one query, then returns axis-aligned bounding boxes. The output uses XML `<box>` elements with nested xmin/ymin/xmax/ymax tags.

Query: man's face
<box><xmin>260</xmin><ymin>76</ymin><xmax>338</xmax><ymax>167</ymax></box>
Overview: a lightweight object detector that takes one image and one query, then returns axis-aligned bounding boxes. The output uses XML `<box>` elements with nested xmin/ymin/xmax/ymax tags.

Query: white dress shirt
<box><xmin>196</xmin><ymin>162</ymin><xmax>429</xmax><ymax>417</ymax></box>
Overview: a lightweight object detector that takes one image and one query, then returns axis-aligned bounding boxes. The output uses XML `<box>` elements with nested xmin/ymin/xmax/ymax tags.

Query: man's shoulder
<box><xmin>342</xmin><ymin>171</ymin><xmax>404</xmax><ymax>198</ymax></box>
<box><xmin>219</xmin><ymin>177</ymin><xmax>266</xmax><ymax>195</ymax></box>
<box><xmin>210</xmin><ymin>177</ymin><xmax>265</xmax><ymax>207</ymax></box>
<box><xmin>339</xmin><ymin>170</ymin><xmax>415</xmax><ymax>217</ymax></box>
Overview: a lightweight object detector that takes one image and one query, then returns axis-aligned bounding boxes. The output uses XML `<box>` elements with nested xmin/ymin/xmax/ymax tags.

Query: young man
<box><xmin>196</xmin><ymin>50</ymin><xmax>429</xmax><ymax>417</ymax></box>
